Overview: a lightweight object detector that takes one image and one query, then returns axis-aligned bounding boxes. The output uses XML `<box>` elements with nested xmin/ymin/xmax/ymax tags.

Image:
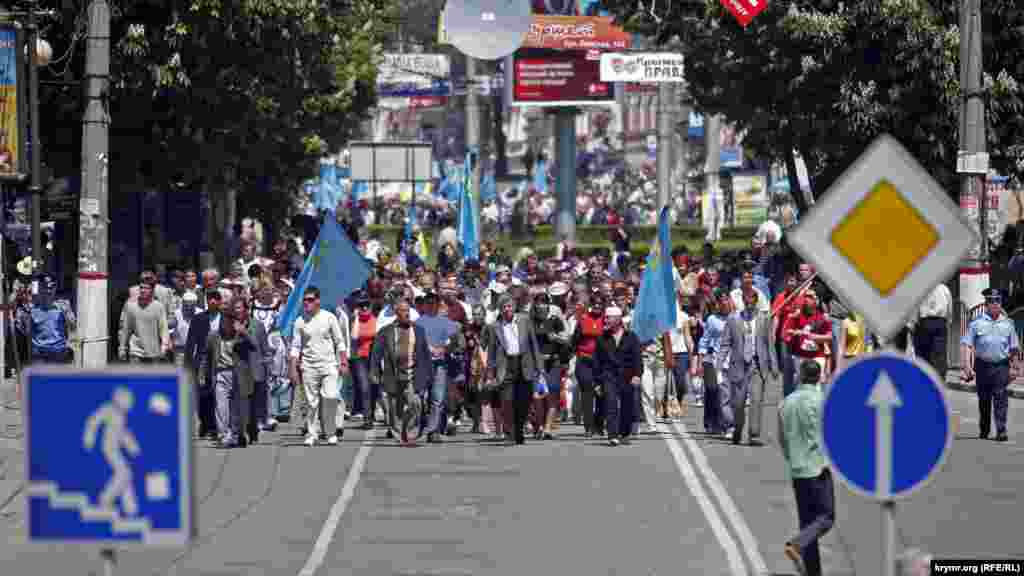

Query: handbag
<box><xmin>534</xmin><ymin>372</ymin><xmax>549</xmax><ymax>397</ymax></box>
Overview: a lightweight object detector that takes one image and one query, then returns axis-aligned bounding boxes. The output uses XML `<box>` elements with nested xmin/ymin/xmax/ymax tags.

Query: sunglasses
<box><xmin>303</xmin><ymin>297</ymin><xmax>317</xmax><ymax>303</ymax></box>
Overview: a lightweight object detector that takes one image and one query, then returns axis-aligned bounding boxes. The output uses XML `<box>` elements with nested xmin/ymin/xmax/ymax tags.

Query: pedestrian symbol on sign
<box><xmin>83</xmin><ymin>387</ymin><xmax>142</xmax><ymax>517</ymax></box>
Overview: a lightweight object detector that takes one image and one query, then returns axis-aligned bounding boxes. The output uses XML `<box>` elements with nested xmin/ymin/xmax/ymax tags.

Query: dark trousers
<box><xmin>194</xmin><ymin>368</ymin><xmax>217</xmax><ymax>437</ymax></box>
<box><xmin>976</xmin><ymin>359</ymin><xmax>1010</xmax><ymax>436</ymax></box>
<box><xmin>605</xmin><ymin>371</ymin><xmax>634</xmax><ymax>439</ymax></box>
<box><xmin>914</xmin><ymin>317</ymin><xmax>948</xmax><ymax>377</ymax></box>
<box><xmin>778</xmin><ymin>341</ymin><xmax>796</xmax><ymax>398</ymax></box>
<box><xmin>574</xmin><ymin>357</ymin><xmax>598</xmax><ymax>432</ymax></box>
<box><xmin>31</xmin><ymin>349</ymin><xmax>73</xmax><ymax>365</ymax></box>
<box><xmin>791</xmin><ymin>468</ymin><xmax>836</xmax><ymax>576</ymax></box>
<box><xmin>352</xmin><ymin>358</ymin><xmax>379</xmax><ymax>424</ymax></box>
<box><xmin>502</xmin><ymin>357</ymin><xmax>530</xmax><ymax>442</ymax></box>
<box><xmin>671</xmin><ymin>352</ymin><xmax>690</xmax><ymax>404</ymax></box>
<box><xmin>703</xmin><ymin>361</ymin><xmax>723</xmax><ymax>433</ymax></box>
<box><xmin>248</xmin><ymin>380</ymin><xmax>267</xmax><ymax>439</ymax></box>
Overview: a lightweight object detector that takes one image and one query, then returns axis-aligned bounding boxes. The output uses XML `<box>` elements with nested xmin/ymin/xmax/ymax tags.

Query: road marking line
<box><xmin>671</xmin><ymin>421</ymin><xmax>770</xmax><ymax>576</ymax></box>
<box><xmin>298</xmin><ymin>430</ymin><xmax>375</xmax><ymax>576</ymax></box>
<box><xmin>658</xmin><ymin>423</ymin><xmax>748</xmax><ymax>576</ymax></box>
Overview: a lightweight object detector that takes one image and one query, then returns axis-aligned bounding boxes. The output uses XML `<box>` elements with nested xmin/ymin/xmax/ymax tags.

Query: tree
<box><xmin>599</xmin><ymin>0</ymin><xmax>1024</xmax><ymax>211</ymax></box>
<box><xmin>31</xmin><ymin>0</ymin><xmax>396</xmax><ymax>267</ymax></box>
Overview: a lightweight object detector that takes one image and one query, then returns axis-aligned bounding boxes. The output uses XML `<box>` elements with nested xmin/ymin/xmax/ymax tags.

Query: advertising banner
<box><xmin>522</xmin><ymin>15</ymin><xmax>631</xmax><ymax>51</ymax></box>
<box><xmin>377</xmin><ymin>53</ymin><xmax>451</xmax><ymax>97</ymax></box>
<box><xmin>599</xmin><ymin>53</ymin><xmax>684</xmax><ymax>82</ymax></box>
<box><xmin>532</xmin><ymin>0</ymin><xmax>607</xmax><ymax>15</ymax></box>
<box><xmin>731</xmin><ymin>173</ymin><xmax>770</xmax><ymax>227</ymax></box>
<box><xmin>0</xmin><ymin>25</ymin><xmax>24</xmax><ymax>179</ymax></box>
<box><xmin>511</xmin><ymin>48</ymin><xmax>615</xmax><ymax>107</ymax></box>
<box><xmin>985</xmin><ymin>174</ymin><xmax>1010</xmax><ymax>248</ymax></box>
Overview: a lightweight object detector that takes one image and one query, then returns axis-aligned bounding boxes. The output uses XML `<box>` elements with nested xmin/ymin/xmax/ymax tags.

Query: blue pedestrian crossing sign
<box><xmin>23</xmin><ymin>367</ymin><xmax>194</xmax><ymax>546</ymax></box>
<box><xmin>821</xmin><ymin>352</ymin><xmax>953</xmax><ymax>501</ymax></box>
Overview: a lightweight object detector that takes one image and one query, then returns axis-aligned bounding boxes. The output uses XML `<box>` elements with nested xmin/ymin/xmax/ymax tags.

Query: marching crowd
<box><xmin>11</xmin><ymin>213</ymin><xmax>996</xmax><ymax>576</ymax></box>
<box><xmin>106</xmin><ymin>217</ymin><xmax>906</xmax><ymax>451</ymax></box>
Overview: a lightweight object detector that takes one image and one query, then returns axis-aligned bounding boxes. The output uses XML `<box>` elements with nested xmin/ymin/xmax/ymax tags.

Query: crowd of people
<box><xmin>6</xmin><ymin>210</ymin><xmax>983</xmax><ymax>576</ymax></box>
<box><xmin>102</xmin><ymin>215</ymin><xmax>923</xmax><ymax>451</ymax></box>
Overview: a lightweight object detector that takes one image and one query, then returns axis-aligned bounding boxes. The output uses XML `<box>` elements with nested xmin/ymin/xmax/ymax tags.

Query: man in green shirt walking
<box><xmin>778</xmin><ymin>359</ymin><xmax>835</xmax><ymax>576</ymax></box>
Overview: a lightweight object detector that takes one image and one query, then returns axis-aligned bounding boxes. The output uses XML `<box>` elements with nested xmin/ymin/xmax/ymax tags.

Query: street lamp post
<box><xmin>26</xmin><ymin>5</ymin><xmax>51</xmax><ymax>278</ymax></box>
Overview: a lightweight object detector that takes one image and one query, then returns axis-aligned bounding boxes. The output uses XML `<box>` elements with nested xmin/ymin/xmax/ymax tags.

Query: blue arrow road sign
<box><xmin>23</xmin><ymin>367</ymin><xmax>194</xmax><ymax>546</ymax></box>
<box><xmin>821</xmin><ymin>352</ymin><xmax>953</xmax><ymax>501</ymax></box>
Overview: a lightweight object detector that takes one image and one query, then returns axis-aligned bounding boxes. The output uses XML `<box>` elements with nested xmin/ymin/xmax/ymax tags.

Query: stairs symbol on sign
<box><xmin>28</xmin><ymin>482</ymin><xmax>152</xmax><ymax>537</ymax></box>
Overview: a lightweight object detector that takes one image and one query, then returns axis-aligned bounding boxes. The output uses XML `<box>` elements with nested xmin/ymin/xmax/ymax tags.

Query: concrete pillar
<box><xmin>554</xmin><ymin>109</ymin><xmax>577</xmax><ymax>242</ymax></box>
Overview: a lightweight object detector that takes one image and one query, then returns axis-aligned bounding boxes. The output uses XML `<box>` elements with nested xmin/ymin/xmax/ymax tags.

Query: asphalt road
<box><xmin>2</xmin><ymin>375</ymin><xmax>1023</xmax><ymax>576</ymax></box>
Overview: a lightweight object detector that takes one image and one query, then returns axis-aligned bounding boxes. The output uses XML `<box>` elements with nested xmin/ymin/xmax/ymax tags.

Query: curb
<box><xmin>945</xmin><ymin>379</ymin><xmax>1024</xmax><ymax>400</ymax></box>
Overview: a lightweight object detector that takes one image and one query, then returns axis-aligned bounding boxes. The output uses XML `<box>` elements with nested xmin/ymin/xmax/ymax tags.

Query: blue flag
<box><xmin>479</xmin><ymin>171</ymin><xmax>496</xmax><ymax>203</ymax></box>
<box><xmin>277</xmin><ymin>210</ymin><xmax>371</xmax><ymax>338</ymax></box>
<box><xmin>631</xmin><ymin>206</ymin><xmax>677</xmax><ymax>343</ymax></box>
<box><xmin>457</xmin><ymin>154</ymin><xmax>479</xmax><ymax>261</ymax></box>
<box><xmin>533</xmin><ymin>159</ymin><xmax>547</xmax><ymax>194</ymax></box>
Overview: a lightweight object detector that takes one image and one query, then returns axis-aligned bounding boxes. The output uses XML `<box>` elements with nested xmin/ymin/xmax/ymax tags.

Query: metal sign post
<box><xmin>822</xmin><ymin>352</ymin><xmax>952</xmax><ymax>576</ymax></box>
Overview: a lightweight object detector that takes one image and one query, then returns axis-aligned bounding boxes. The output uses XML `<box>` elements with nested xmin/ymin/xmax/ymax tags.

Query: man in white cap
<box><xmin>595</xmin><ymin>306</ymin><xmax>643</xmax><ymax>446</ymax></box>
<box><xmin>484</xmin><ymin>281</ymin><xmax>507</xmax><ymax>325</ymax></box>
<box><xmin>171</xmin><ymin>291</ymin><xmax>200</xmax><ymax>368</ymax></box>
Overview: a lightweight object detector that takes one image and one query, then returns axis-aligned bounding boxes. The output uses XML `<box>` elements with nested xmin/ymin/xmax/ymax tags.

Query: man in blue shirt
<box><xmin>961</xmin><ymin>288</ymin><xmax>1020</xmax><ymax>442</ymax></box>
<box><xmin>696</xmin><ymin>288</ymin><xmax>732</xmax><ymax>435</ymax></box>
<box><xmin>17</xmin><ymin>275</ymin><xmax>75</xmax><ymax>364</ymax></box>
<box><xmin>416</xmin><ymin>291</ymin><xmax>464</xmax><ymax>443</ymax></box>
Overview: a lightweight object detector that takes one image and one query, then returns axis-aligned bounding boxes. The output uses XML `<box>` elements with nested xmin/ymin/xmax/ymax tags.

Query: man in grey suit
<box><xmin>719</xmin><ymin>289</ymin><xmax>777</xmax><ymax>446</ymax></box>
<box><xmin>485</xmin><ymin>295</ymin><xmax>542</xmax><ymax>445</ymax></box>
<box><xmin>369</xmin><ymin>299</ymin><xmax>433</xmax><ymax>445</ymax></box>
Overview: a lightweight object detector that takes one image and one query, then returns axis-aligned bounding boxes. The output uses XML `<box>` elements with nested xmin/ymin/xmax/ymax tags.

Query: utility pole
<box><xmin>956</xmin><ymin>0</ymin><xmax>987</xmax><ymax>334</ymax></box>
<box><xmin>76</xmin><ymin>0</ymin><xmax>110</xmax><ymax>367</ymax></box>
<box><xmin>27</xmin><ymin>2</ymin><xmax>41</xmax><ymax>280</ymax></box>
<box><xmin>464</xmin><ymin>54</ymin><xmax>482</xmax><ymax>250</ymax></box>
<box><xmin>656</xmin><ymin>82</ymin><xmax>674</xmax><ymax>212</ymax></box>
<box><xmin>704</xmin><ymin>114</ymin><xmax>722</xmax><ymax>242</ymax></box>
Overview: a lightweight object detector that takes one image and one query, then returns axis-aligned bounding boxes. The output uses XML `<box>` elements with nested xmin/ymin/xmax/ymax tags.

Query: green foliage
<box><xmin>364</xmin><ymin>224</ymin><xmax>756</xmax><ymax>265</ymax></box>
<box><xmin>38</xmin><ymin>0</ymin><xmax>398</xmax><ymax>225</ymax></box>
<box><xmin>598</xmin><ymin>0</ymin><xmax>1024</xmax><ymax>198</ymax></box>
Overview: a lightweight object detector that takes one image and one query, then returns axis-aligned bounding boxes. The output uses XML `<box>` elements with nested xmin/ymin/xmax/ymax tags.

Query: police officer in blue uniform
<box><xmin>961</xmin><ymin>288</ymin><xmax>1019</xmax><ymax>442</ymax></box>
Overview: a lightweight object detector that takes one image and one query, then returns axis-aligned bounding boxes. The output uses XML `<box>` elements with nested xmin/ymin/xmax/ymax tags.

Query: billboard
<box><xmin>731</xmin><ymin>173</ymin><xmax>770</xmax><ymax>227</ymax></box>
<box><xmin>377</xmin><ymin>53</ymin><xmax>451</xmax><ymax>97</ymax></box>
<box><xmin>0</xmin><ymin>25</ymin><xmax>25</xmax><ymax>179</ymax></box>
<box><xmin>510</xmin><ymin>48</ymin><xmax>616</xmax><ymax>107</ymax></box>
<box><xmin>532</xmin><ymin>0</ymin><xmax>609</xmax><ymax>16</ymax></box>
<box><xmin>522</xmin><ymin>15</ymin><xmax>631</xmax><ymax>51</ymax></box>
<box><xmin>599</xmin><ymin>52</ymin><xmax>684</xmax><ymax>82</ymax></box>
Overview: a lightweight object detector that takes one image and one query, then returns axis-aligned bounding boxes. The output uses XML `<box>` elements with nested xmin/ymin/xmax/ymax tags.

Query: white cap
<box><xmin>548</xmin><ymin>282</ymin><xmax>569</xmax><ymax>297</ymax></box>
<box><xmin>489</xmin><ymin>281</ymin><xmax>507</xmax><ymax>295</ymax></box>
<box><xmin>182</xmin><ymin>291</ymin><xmax>199</xmax><ymax>303</ymax></box>
<box><xmin>604</xmin><ymin>306</ymin><xmax>622</xmax><ymax>317</ymax></box>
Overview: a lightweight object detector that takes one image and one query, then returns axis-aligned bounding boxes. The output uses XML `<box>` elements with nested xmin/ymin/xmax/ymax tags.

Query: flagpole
<box><xmin>770</xmin><ymin>272</ymin><xmax>818</xmax><ymax>317</ymax></box>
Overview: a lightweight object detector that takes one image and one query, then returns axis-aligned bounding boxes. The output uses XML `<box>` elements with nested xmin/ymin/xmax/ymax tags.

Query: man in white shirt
<box><xmin>915</xmin><ymin>282</ymin><xmax>952</xmax><ymax>377</ymax></box>
<box><xmin>289</xmin><ymin>286</ymin><xmax>348</xmax><ymax>446</ymax></box>
<box><xmin>731</xmin><ymin>268</ymin><xmax>771</xmax><ymax>314</ymax></box>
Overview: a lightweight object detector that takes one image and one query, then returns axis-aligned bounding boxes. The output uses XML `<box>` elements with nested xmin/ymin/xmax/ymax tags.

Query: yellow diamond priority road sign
<box><xmin>787</xmin><ymin>134</ymin><xmax>978</xmax><ymax>341</ymax></box>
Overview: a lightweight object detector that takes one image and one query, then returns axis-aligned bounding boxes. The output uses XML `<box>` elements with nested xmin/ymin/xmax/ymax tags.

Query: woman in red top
<box><xmin>572</xmin><ymin>293</ymin><xmax>605</xmax><ymax>436</ymax></box>
<box><xmin>351</xmin><ymin>294</ymin><xmax>379</xmax><ymax>431</ymax></box>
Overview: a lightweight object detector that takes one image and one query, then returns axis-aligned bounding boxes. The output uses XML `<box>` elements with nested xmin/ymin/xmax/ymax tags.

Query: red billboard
<box><xmin>522</xmin><ymin>15</ymin><xmax>632</xmax><ymax>51</ymax></box>
<box><xmin>511</xmin><ymin>48</ymin><xmax>615</xmax><ymax>106</ymax></box>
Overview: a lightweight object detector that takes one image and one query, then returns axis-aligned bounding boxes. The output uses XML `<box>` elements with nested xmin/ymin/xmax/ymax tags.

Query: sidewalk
<box><xmin>0</xmin><ymin>377</ymin><xmax>24</xmax><ymax>523</ymax></box>
<box><xmin>945</xmin><ymin>370</ymin><xmax>1024</xmax><ymax>399</ymax></box>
